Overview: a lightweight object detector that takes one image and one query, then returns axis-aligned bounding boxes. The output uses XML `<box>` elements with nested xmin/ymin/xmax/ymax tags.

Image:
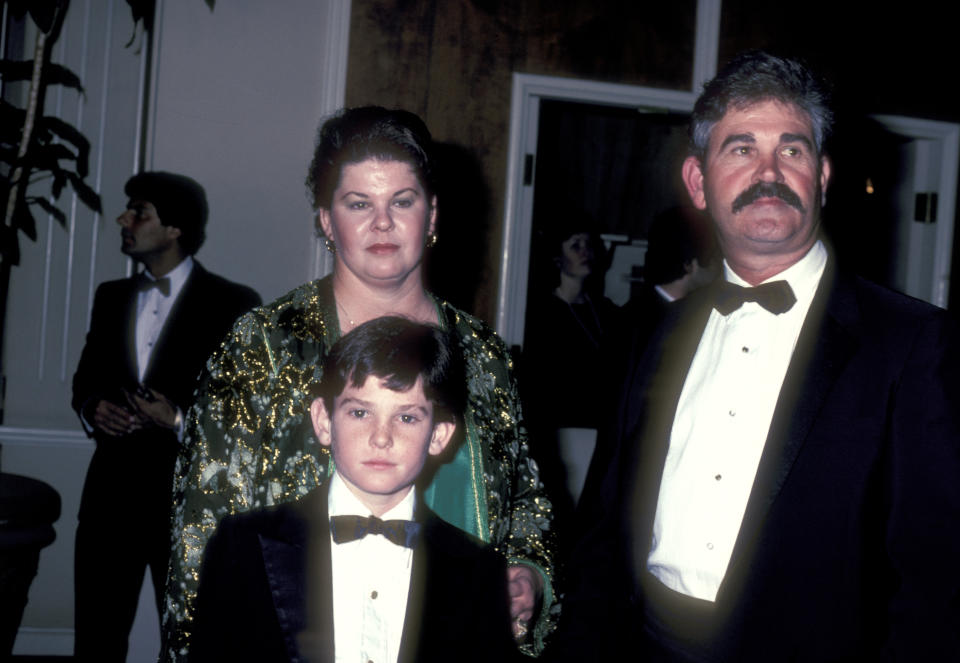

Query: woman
<box><xmin>520</xmin><ymin>216</ymin><xmax>621</xmax><ymax>550</ymax></box>
<box><xmin>162</xmin><ymin>107</ymin><xmax>555</xmax><ymax>658</ymax></box>
<box><xmin>522</xmin><ymin>216</ymin><xmax>621</xmax><ymax>431</ymax></box>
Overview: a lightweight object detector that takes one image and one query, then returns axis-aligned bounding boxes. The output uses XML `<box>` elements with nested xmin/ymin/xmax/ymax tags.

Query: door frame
<box><xmin>871</xmin><ymin>114</ymin><xmax>959</xmax><ymax>308</ymax></box>
<box><xmin>496</xmin><ymin>76</ymin><xmax>697</xmax><ymax>347</ymax></box>
<box><xmin>496</xmin><ymin>0</ymin><xmax>721</xmax><ymax>346</ymax></box>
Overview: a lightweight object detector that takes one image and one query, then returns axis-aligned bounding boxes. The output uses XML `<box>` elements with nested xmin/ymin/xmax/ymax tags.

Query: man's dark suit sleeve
<box><xmin>544</xmin><ymin>322</ymin><xmax>657</xmax><ymax>661</ymax></box>
<box><xmin>189</xmin><ymin>514</ymin><xmax>292</xmax><ymax>662</ymax></box>
<box><xmin>882</xmin><ymin>309</ymin><xmax>960</xmax><ymax>656</ymax></box>
<box><xmin>72</xmin><ymin>281</ymin><xmax>133</xmax><ymax>427</ymax></box>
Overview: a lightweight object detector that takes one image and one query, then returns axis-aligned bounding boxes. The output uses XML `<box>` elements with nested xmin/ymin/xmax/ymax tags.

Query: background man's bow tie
<box><xmin>714</xmin><ymin>280</ymin><xmax>796</xmax><ymax>315</ymax></box>
<box><xmin>330</xmin><ymin>514</ymin><xmax>420</xmax><ymax>548</ymax></box>
<box><xmin>137</xmin><ymin>275</ymin><xmax>171</xmax><ymax>296</ymax></box>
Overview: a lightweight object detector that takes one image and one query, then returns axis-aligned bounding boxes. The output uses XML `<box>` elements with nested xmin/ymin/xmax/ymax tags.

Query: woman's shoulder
<box><xmin>235</xmin><ymin>277</ymin><xmax>334</xmax><ymax>340</ymax></box>
<box><xmin>436</xmin><ymin>298</ymin><xmax>510</xmax><ymax>356</ymax></box>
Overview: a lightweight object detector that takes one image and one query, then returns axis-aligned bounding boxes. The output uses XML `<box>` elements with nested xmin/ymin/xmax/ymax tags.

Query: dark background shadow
<box><xmin>424</xmin><ymin>142</ymin><xmax>492</xmax><ymax>316</ymax></box>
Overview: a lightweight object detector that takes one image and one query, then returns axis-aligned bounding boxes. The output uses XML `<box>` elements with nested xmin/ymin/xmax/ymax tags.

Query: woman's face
<box><xmin>558</xmin><ymin>233</ymin><xmax>594</xmax><ymax>278</ymax></box>
<box><xmin>319</xmin><ymin>158</ymin><xmax>436</xmax><ymax>289</ymax></box>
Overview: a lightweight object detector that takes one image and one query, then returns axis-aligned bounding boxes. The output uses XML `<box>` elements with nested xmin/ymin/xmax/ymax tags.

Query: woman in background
<box><xmin>521</xmin><ymin>213</ymin><xmax>621</xmax><ymax>550</ymax></box>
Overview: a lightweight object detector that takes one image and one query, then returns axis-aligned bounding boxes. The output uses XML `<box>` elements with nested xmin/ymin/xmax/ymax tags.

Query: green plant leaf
<box><xmin>39</xmin><ymin>116</ymin><xmax>90</xmax><ymax>152</ymax></box>
<box><xmin>0</xmin><ymin>99</ymin><xmax>27</xmax><ymax>127</ymax></box>
<box><xmin>0</xmin><ymin>225</ymin><xmax>22</xmax><ymax>266</ymax></box>
<box><xmin>66</xmin><ymin>172</ymin><xmax>103</xmax><ymax>213</ymax></box>
<box><xmin>125</xmin><ymin>0</ymin><xmax>156</xmax><ymax>33</ymax></box>
<box><xmin>51</xmin><ymin>170</ymin><xmax>66</xmax><ymax>198</ymax></box>
<box><xmin>41</xmin><ymin>63</ymin><xmax>85</xmax><ymax>93</ymax></box>
<box><xmin>35</xmin><ymin>116</ymin><xmax>93</xmax><ymax>178</ymax></box>
<box><xmin>28</xmin><ymin>196</ymin><xmax>68</xmax><ymax>227</ymax></box>
<box><xmin>28</xmin><ymin>0</ymin><xmax>69</xmax><ymax>35</ymax></box>
<box><xmin>12</xmin><ymin>197</ymin><xmax>37</xmax><ymax>242</ymax></box>
<box><xmin>0</xmin><ymin>61</ymin><xmax>82</xmax><ymax>94</ymax></box>
<box><xmin>0</xmin><ymin>60</ymin><xmax>37</xmax><ymax>83</ymax></box>
<box><xmin>0</xmin><ymin>146</ymin><xmax>19</xmax><ymax>166</ymax></box>
<box><xmin>25</xmin><ymin>142</ymin><xmax>78</xmax><ymax>170</ymax></box>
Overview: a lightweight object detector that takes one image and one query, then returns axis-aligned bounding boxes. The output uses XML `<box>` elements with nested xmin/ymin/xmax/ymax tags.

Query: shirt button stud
<box><xmin>370</xmin><ymin>590</ymin><xmax>378</xmax><ymax>599</ymax></box>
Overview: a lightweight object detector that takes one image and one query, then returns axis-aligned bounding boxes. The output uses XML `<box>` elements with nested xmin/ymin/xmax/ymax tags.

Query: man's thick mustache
<box><xmin>731</xmin><ymin>181</ymin><xmax>805</xmax><ymax>214</ymax></box>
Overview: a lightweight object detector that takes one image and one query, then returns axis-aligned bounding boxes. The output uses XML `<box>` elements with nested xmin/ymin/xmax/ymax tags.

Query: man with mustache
<box><xmin>554</xmin><ymin>51</ymin><xmax>960</xmax><ymax>661</ymax></box>
<box><xmin>71</xmin><ymin>172</ymin><xmax>260</xmax><ymax>660</ymax></box>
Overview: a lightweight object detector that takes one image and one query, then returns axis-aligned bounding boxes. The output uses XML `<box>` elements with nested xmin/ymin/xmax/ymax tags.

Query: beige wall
<box><xmin>345</xmin><ymin>0</ymin><xmax>699</xmax><ymax>322</ymax></box>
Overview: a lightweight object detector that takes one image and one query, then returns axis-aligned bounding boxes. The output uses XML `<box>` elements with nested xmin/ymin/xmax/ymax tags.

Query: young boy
<box><xmin>189</xmin><ymin>317</ymin><xmax>518</xmax><ymax>662</ymax></box>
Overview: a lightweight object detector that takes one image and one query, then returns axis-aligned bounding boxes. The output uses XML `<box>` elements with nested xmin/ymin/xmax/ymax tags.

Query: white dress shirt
<box><xmin>135</xmin><ymin>256</ymin><xmax>193</xmax><ymax>381</ymax></box>
<box><xmin>328</xmin><ymin>471</ymin><xmax>414</xmax><ymax>663</ymax></box>
<box><xmin>647</xmin><ymin>240</ymin><xmax>827</xmax><ymax>601</ymax></box>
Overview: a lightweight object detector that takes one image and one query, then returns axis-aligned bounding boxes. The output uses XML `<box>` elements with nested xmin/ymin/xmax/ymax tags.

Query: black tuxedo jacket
<box><xmin>72</xmin><ymin>261</ymin><xmax>260</xmax><ymax>519</ymax></box>
<box><xmin>556</xmin><ymin>258</ymin><xmax>960</xmax><ymax>661</ymax></box>
<box><xmin>189</xmin><ymin>483</ymin><xmax>519</xmax><ymax>663</ymax></box>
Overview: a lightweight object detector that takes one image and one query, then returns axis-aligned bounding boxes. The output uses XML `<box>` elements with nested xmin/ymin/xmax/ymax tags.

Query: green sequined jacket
<box><xmin>161</xmin><ymin>276</ymin><xmax>557</xmax><ymax>659</ymax></box>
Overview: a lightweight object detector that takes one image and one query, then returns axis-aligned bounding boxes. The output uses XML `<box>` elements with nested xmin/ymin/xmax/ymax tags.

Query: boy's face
<box><xmin>310</xmin><ymin>375</ymin><xmax>454</xmax><ymax>516</ymax></box>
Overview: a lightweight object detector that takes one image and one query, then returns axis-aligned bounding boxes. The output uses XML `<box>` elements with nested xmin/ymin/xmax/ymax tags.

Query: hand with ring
<box><xmin>513</xmin><ymin>618</ymin><xmax>528</xmax><ymax>640</ymax></box>
<box><xmin>507</xmin><ymin>565</ymin><xmax>542</xmax><ymax>642</ymax></box>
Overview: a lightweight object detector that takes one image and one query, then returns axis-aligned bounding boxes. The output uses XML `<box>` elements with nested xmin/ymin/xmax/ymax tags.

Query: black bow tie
<box><xmin>137</xmin><ymin>275</ymin><xmax>171</xmax><ymax>297</ymax></box>
<box><xmin>714</xmin><ymin>280</ymin><xmax>796</xmax><ymax>315</ymax></box>
<box><xmin>330</xmin><ymin>514</ymin><xmax>420</xmax><ymax>548</ymax></box>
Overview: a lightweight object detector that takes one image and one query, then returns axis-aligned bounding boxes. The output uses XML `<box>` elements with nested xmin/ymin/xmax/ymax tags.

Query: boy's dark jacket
<box><xmin>189</xmin><ymin>478</ymin><xmax>520</xmax><ymax>662</ymax></box>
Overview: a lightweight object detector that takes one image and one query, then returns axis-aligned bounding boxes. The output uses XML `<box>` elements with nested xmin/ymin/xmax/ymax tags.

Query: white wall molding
<box><xmin>11</xmin><ymin>627</ymin><xmax>74</xmax><ymax>657</ymax></box>
<box><xmin>0</xmin><ymin>426</ymin><xmax>89</xmax><ymax>449</ymax></box>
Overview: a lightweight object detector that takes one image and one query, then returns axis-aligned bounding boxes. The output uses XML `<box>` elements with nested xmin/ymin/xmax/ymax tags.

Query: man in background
<box><xmin>624</xmin><ymin>204</ymin><xmax>719</xmax><ymax>341</ymax></box>
<box><xmin>71</xmin><ymin>171</ymin><xmax>260</xmax><ymax>660</ymax></box>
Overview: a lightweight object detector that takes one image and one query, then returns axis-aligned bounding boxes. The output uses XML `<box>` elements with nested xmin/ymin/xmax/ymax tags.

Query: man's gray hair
<box><xmin>689</xmin><ymin>51</ymin><xmax>833</xmax><ymax>160</ymax></box>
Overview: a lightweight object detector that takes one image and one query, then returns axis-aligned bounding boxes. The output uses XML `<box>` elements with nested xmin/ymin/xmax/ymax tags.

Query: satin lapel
<box><xmin>258</xmin><ymin>489</ymin><xmax>335</xmax><ymax>662</ymax></box>
<box><xmin>260</xmin><ymin>532</ymin><xmax>308</xmax><ymax>661</ymax></box>
<box><xmin>301</xmin><ymin>488</ymin><xmax>336</xmax><ymax>662</ymax></box>
<box><xmin>123</xmin><ymin>278</ymin><xmax>140</xmax><ymax>382</ymax></box>
<box><xmin>397</xmin><ymin>502</ymin><xmax>431</xmax><ymax>663</ymax></box>
<box><xmin>722</xmin><ymin>264</ymin><xmax>861</xmax><ymax>594</ymax></box>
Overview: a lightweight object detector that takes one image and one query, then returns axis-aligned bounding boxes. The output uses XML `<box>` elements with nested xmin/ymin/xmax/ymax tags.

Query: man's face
<box><xmin>682</xmin><ymin>100</ymin><xmax>831</xmax><ymax>274</ymax></box>
<box><xmin>310</xmin><ymin>375</ymin><xmax>454</xmax><ymax>516</ymax></box>
<box><xmin>116</xmin><ymin>200</ymin><xmax>180</xmax><ymax>260</ymax></box>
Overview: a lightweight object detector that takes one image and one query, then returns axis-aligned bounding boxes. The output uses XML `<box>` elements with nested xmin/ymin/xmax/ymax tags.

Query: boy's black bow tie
<box><xmin>330</xmin><ymin>514</ymin><xmax>420</xmax><ymax>548</ymax></box>
<box><xmin>714</xmin><ymin>280</ymin><xmax>796</xmax><ymax>315</ymax></box>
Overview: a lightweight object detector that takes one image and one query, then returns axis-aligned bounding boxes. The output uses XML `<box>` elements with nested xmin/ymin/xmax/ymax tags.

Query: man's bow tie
<box><xmin>137</xmin><ymin>275</ymin><xmax>171</xmax><ymax>297</ymax></box>
<box><xmin>330</xmin><ymin>514</ymin><xmax>420</xmax><ymax>548</ymax></box>
<box><xmin>714</xmin><ymin>280</ymin><xmax>796</xmax><ymax>315</ymax></box>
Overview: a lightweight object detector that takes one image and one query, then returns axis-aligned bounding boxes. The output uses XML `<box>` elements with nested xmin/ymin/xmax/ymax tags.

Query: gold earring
<box><xmin>426</xmin><ymin>233</ymin><xmax>438</xmax><ymax>248</ymax></box>
<box><xmin>324</xmin><ymin>238</ymin><xmax>336</xmax><ymax>254</ymax></box>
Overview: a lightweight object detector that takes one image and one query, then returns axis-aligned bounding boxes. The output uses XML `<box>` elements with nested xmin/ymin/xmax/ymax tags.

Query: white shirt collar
<box><xmin>723</xmin><ymin>239</ymin><xmax>827</xmax><ymax>313</ymax></box>
<box><xmin>327</xmin><ymin>469</ymin><xmax>416</xmax><ymax>521</ymax></box>
<box><xmin>143</xmin><ymin>255</ymin><xmax>194</xmax><ymax>296</ymax></box>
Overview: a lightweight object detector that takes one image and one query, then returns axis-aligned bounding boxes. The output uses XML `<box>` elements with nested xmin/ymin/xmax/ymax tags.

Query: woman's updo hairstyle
<box><xmin>306</xmin><ymin>106</ymin><xmax>436</xmax><ymax>211</ymax></box>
